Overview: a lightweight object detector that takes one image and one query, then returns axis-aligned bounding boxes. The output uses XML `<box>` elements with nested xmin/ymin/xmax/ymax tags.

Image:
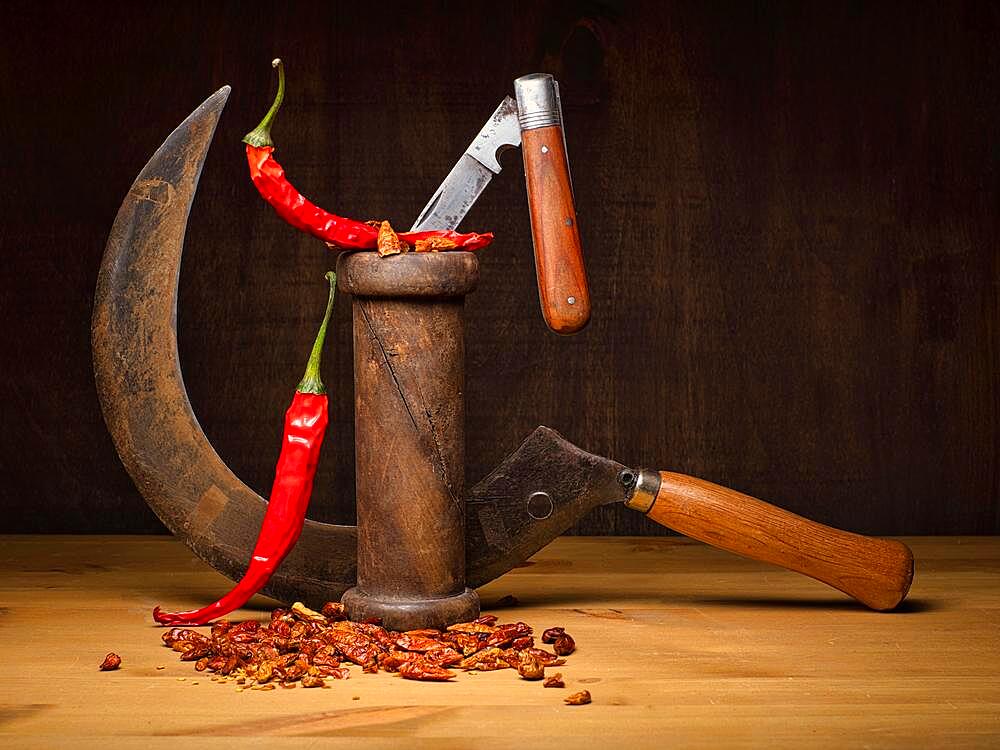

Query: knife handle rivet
<box><xmin>567</xmin><ymin>296</ymin><xmax>576</xmax><ymax>305</ymax></box>
<box><xmin>541</xmin><ymin>145</ymin><xmax>549</xmax><ymax>154</ymax></box>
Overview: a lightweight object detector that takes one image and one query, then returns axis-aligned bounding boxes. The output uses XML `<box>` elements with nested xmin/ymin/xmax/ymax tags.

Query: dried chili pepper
<box><xmin>523</xmin><ymin>647</ymin><xmax>566</xmax><ymax>667</ymax></box>
<box><xmin>543</xmin><ymin>672</ymin><xmax>565</xmax><ymax>688</ymax></box>
<box><xmin>564</xmin><ymin>690</ymin><xmax>592</xmax><ymax>705</ymax></box>
<box><xmin>422</xmin><ymin>647</ymin><xmax>463</xmax><ymax>667</ymax></box>
<box><xmin>399</xmin><ymin>661</ymin><xmax>455</xmax><ymax>682</ymax></box>
<box><xmin>553</xmin><ymin>632</ymin><xmax>576</xmax><ymax>656</ymax></box>
<box><xmin>320</xmin><ymin>602</ymin><xmax>347</xmax><ymax>621</ymax></box>
<box><xmin>377</xmin><ymin>220</ymin><xmax>407</xmax><ymax>257</ymax></box>
<box><xmin>153</xmin><ymin>272</ymin><xmax>337</xmax><ymax>626</ymax></box>
<box><xmin>446</xmin><ymin>621</ymin><xmax>493</xmax><ymax>635</ymax></box>
<box><xmin>414</xmin><ymin>236</ymin><xmax>458</xmax><ymax>253</ymax></box>
<box><xmin>517</xmin><ymin>653</ymin><xmax>545</xmax><ymax>680</ymax></box>
<box><xmin>484</xmin><ymin>621</ymin><xmax>531</xmax><ymax>648</ymax></box>
<box><xmin>541</xmin><ymin>627</ymin><xmax>564</xmax><ymax>644</ymax></box>
<box><xmin>511</xmin><ymin>636</ymin><xmax>534</xmax><ymax>650</ymax></box>
<box><xmin>244</xmin><ymin>59</ymin><xmax>494</xmax><ymax>252</ymax></box>
<box><xmin>288</xmin><ymin>602</ymin><xmax>326</xmax><ymax>624</ymax></box>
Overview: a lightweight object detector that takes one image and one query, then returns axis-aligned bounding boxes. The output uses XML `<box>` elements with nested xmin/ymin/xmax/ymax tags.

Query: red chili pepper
<box><xmin>243</xmin><ymin>59</ymin><xmax>494</xmax><ymax>252</ymax></box>
<box><xmin>153</xmin><ymin>272</ymin><xmax>337</xmax><ymax>626</ymax></box>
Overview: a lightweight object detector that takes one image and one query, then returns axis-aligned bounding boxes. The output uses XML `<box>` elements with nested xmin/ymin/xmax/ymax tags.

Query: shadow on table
<box><xmin>677</xmin><ymin>595</ymin><xmax>942</xmax><ymax>614</ymax></box>
<box><xmin>482</xmin><ymin>588</ymin><xmax>942</xmax><ymax>614</ymax></box>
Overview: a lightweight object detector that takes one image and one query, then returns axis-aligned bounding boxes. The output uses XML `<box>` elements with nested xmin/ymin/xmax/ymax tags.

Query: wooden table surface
<box><xmin>1</xmin><ymin>535</ymin><xmax>997</xmax><ymax>748</ymax></box>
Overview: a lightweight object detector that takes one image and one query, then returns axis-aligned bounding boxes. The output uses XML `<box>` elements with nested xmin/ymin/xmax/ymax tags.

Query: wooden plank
<box><xmin>0</xmin><ymin>536</ymin><xmax>997</xmax><ymax>746</ymax></box>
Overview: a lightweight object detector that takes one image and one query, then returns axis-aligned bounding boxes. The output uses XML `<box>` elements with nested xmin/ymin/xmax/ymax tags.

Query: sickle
<box><xmin>93</xmin><ymin>89</ymin><xmax>610</xmax><ymax>607</ymax></box>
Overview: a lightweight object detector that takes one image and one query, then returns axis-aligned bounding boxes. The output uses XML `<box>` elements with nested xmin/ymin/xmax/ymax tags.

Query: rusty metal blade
<box><xmin>410</xmin><ymin>96</ymin><xmax>520</xmax><ymax>231</ymax></box>
<box><xmin>464</xmin><ymin>426</ymin><xmax>630</xmax><ymax>587</ymax></box>
<box><xmin>409</xmin><ymin>154</ymin><xmax>495</xmax><ymax>231</ymax></box>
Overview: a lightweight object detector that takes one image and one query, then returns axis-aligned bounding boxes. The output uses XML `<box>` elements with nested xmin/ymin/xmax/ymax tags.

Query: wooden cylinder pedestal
<box><xmin>336</xmin><ymin>252</ymin><xmax>480</xmax><ymax>630</ymax></box>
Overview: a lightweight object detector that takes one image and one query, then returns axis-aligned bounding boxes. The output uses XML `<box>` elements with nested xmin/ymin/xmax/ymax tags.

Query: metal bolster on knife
<box><xmin>513</xmin><ymin>74</ymin><xmax>563</xmax><ymax>130</ymax></box>
<box><xmin>514</xmin><ymin>73</ymin><xmax>574</xmax><ymax>200</ymax></box>
<box><xmin>623</xmin><ymin>469</ymin><xmax>661</xmax><ymax>513</ymax></box>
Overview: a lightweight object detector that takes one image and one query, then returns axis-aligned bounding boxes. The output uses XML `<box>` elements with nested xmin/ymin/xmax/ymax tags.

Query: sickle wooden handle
<box><xmin>636</xmin><ymin>472</ymin><xmax>914</xmax><ymax>610</ymax></box>
<box><xmin>521</xmin><ymin>126</ymin><xmax>590</xmax><ymax>334</ymax></box>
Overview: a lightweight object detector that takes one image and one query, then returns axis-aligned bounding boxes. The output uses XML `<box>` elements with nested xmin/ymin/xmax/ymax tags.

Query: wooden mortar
<box><xmin>336</xmin><ymin>251</ymin><xmax>481</xmax><ymax>630</ymax></box>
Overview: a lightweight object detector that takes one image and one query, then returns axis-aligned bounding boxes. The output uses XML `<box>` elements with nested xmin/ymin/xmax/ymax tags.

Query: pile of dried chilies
<box><xmin>243</xmin><ymin>59</ymin><xmax>493</xmax><ymax>253</ymax></box>
<box><xmin>159</xmin><ymin>601</ymin><xmax>590</xmax><ymax>703</ymax></box>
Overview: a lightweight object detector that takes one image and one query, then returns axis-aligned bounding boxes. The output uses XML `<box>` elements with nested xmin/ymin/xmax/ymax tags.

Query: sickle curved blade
<box><xmin>92</xmin><ymin>90</ymin><xmax>618</xmax><ymax>608</ymax></box>
<box><xmin>92</xmin><ymin>87</ymin><xmax>358</xmax><ymax>605</ymax></box>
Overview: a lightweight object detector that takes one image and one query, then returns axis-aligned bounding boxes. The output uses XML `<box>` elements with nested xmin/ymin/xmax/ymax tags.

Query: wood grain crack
<box><xmin>358</xmin><ymin>301</ymin><xmax>419</xmax><ymax>433</ymax></box>
<box><xmin>357</xmin><ymin>300</ymin><xmax>458</xmax><ymax>505</ymax></box>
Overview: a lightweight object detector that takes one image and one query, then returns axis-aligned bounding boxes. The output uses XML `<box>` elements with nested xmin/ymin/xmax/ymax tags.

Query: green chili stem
<box><xmin>296</xmin><ymin>272</ymin><xmax>337</xmax><ymax>395</ymax></box>
<box><xmin>243</xmin><ymin>58</ymin><xmax>285</xmax><ymax>148</ymax></box>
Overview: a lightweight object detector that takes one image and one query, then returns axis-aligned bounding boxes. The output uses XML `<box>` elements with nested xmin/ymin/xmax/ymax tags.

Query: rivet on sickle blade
<box><xmin>526</xmin><ymin>491</ymin><xmax>555</xmax><ymax>520</ymax></box>
<box><xmin>617</xmin><ymin>469</ymin><xmax>637</xmax><ymax>490</ymax></box>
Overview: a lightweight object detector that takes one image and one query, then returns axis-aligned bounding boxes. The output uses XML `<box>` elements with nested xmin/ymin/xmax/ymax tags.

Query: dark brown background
<box><xmin>0</xmin><ymin>1</ymin><xmax>996</xmax><ymax>535</ymax></box>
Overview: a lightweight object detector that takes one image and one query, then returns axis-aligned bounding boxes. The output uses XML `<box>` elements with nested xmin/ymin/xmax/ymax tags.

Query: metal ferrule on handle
<box><xmin>514</xmin><ymin>74</ymin><xmax>563</xmax><ymax>130</ymax></box>
<box><xmin>624</xmin><ymin>469</ymin><xmax>661</xmax><ymax>513</ymax></box>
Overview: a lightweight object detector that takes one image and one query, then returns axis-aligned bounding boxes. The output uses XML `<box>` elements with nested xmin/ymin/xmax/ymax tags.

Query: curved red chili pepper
<box><xmin>245</xmin><ymin>145</ymin><xmax>378</xmax><ymax>249</ymax></box>
<box><xmin>153</xmin><ymin>272</ymin><xmax>337</xmax><ymax>626</ymax></box>
<box><xmin>243</xmin><ymin>59</ymin><xmax>494</xmax><ymax>252</ymax></box>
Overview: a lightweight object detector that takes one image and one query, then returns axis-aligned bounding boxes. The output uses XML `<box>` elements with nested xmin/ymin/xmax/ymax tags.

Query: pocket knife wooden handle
<box><xmin>516</xmin><ymin>75</ymin><xmax>590</xmax><ymax>335</ymax></box>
